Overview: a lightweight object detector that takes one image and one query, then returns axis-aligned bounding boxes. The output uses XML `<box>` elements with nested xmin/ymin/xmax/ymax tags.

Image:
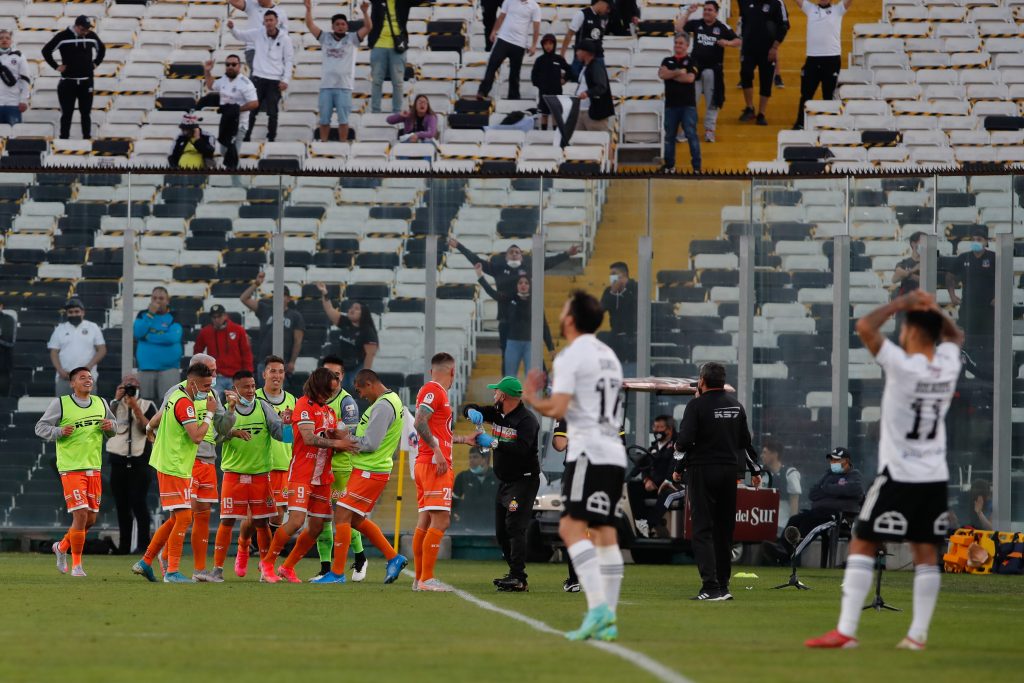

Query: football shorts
<box><xmin>855</xmin><ymin>471</ymin><xmax>950</xmax><ymax>544</ymax></box>
<box><xmin>60</xmin><ymin>469</ymin><xmax>101</xmax><ymax>513</ymax></box>
<box><xmin>415</xmin><ymin>461</ymin><xmax>454</xmax><ymax>513</ymax></box>
<box><xmin>220</xmin><ymin>472</ymin><xmax>276</xmax><ymax>520</ymax></box>
<box><xmin>287</xmin><ymin>480</ymin><xmax>334</xmax><ymax>519</ymax></box>
<box><xmin>560</xmin><ymin>454</ymin><xmax>626</xmax><ymax>527</ymax></box>
<box><xmin>337</xmin><ymin>469</ymin><xmax>390</xmax><ymax>516</ymax></box>
<box><xmin>190</xmin><ymin>460</ymin><xmax>219</xmax><ymax>503</ymax></box>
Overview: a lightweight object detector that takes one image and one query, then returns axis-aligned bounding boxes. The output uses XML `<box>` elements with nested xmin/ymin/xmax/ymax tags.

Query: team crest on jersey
<box><xmin>300</xmin><ymin>411</ymin><xmax>310</xmax><ymax>420</ymax></box>
<box><xmin>586</xmin><ymin>491</ymin><xmax>612</xmax><ymax>516</ymax></box>
<box><xmin>229</xmin><ymin>332</ymin><xmax>237</xmax><ymax>340</ymax></box>
<box><xmin>713</xmin><ymin>27</ymin><xmax>720</xmax><ymax>35</ymax></box>
<box><xmin>873</xmin><ymin>511</ymin><xmax>908</xmax><ymax>536</ymax></box>
<box><xmin>509</xmin><ymin>498</ymin><xmax>519</xmax><ymax>512</ymax></box>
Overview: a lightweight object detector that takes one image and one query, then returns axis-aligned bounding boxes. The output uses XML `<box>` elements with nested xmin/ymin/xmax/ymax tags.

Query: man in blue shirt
<box><xmin>133</xmin><ymin>286</ymin><xmax>184</xmax><ymax>401</ymax></box>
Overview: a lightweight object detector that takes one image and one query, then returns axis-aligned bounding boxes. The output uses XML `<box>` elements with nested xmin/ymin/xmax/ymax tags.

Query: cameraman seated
<box><xmin>168</xmin><ymin>113</ymin><xmax>216</xmax><ymax>169</ymax></box>
<box><xmin>762</xmin><ymin>447</ymin><xmax>864</xmax><ymax>564</ymax></box>
<box><xmin>627</xmin><ymin>415</ymin><xmax>678</xmax><ymax>538</ymax></box>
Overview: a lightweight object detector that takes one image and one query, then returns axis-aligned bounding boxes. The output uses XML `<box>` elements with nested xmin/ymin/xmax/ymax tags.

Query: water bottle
<box><xmin>282</xmin><ymin>423</ymin><xmax>293</xmax><ymax>444</ymax></box>
<box><xmin>476</xmin><ymin>425</ymin><xmax>490</xmax><ymax>456</ymax></box>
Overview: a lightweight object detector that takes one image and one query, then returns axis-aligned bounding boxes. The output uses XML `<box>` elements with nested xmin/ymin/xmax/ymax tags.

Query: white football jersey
<box><xmin>213</xmin><ymin>74</ymin><xmax>258</xmax><ymax>107</ymax></box>
<box><xmin>551</xmin><ymin>334</ymin><xmax>627</xmax><ymax>467</ymax></box>
<box><xmin>876</xmin><ymin>339</ymin><xmax>962</xmax><ymax>483</ymax></box>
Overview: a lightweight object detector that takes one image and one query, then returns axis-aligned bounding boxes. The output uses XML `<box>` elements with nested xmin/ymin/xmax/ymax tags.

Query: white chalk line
<box><xmin>405</xmin><ymin>571</ymin><xmax>695</xmax><ymax>683</ymax></box>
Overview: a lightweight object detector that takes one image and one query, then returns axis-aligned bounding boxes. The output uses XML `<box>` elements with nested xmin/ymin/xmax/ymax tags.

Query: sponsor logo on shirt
<box><xmin>186</xmin><ymin>406</ymin><xmax>196</xmax><ymax>418</ymax></box>
<box><xmin>713</xmin><ymin>407</ymin><xmax>741</xmax><ymax>419</ymax></box>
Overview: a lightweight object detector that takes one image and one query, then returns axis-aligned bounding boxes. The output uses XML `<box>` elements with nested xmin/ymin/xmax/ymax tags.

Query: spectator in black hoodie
<box><xmin>531</xmin><ymin>33</ymin><xmax>571</xmax><ymax>128</ymax></box>
<box><xmin>600</xmin><ymin>261</ymin><xmax>639</xmax><ymax>374</ymax></box>
<box><xmin>42</xmin><ymin>15</ymin><xmax>105</xmax><ymax>139</ymax></box>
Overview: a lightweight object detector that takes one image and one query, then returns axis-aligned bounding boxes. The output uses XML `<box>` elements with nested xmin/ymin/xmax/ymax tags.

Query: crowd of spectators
<box><xmin>2</xmin><ymin>0</ymin><xmax>857</xmax><ymax>165</ymax></box>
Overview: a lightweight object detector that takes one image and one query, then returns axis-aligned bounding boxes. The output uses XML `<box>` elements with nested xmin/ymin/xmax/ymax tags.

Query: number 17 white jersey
<box><xmin>551</xmin><ymin>334</ymin><xmax>627</xmax><ymax>467</ymax></box>
<box><xmin>876</xmin><ymin>339</ymin><xmax>962</xmax><ymax>483</ymax></box>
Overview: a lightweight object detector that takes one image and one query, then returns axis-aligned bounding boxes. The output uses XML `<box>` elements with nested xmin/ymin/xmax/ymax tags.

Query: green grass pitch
<box><xmin>1</xmin><ymin>554</ymin><xmax>1020</xmax><ymax>683</ymax></box>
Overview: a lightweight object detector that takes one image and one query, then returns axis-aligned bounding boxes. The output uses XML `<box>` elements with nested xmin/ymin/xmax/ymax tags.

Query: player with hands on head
<box><xmin>807</xmin><ymin>289</ymin><xmax>962</xmax><ymax>650</ymax></box>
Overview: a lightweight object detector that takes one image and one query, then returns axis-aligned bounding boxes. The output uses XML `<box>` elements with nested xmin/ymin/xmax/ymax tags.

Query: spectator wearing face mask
<box><xmin>47</xmin><ymin>298</ymin><xmax>106</xmax><ymax>396</ymax></box>
<box><xmin>452</xmin><ymin>448</ymin><xmax>500</xmax><ymax>531</ymax></box>
<box><xmin>449</xmin><ymin>239</ymin><xmax>579</xmax><ymax>366</ymax></box>
<box><xmin>945</xmin><ymin>225</ymin><xmax>996</xmax><ymax>379</ymax></box>
<box><xmin>475</xmin><ymin>267</ymin><xmax>554</xmax><ymax>378</ymax></box>
<box><xmin>627</xmin><ymin>415</ymin><xmax>679</xmax><ymax>538</ymax></box>
<box><xmin>761</xmin><ymin>447</ymin><xmax>863</xmax><ymax>564</ymax></box>
<box><xmin>600</xmin><ymin>261</ymin><xmax>639</xmax><ymax>375</ymax></box>
<box><xmin>192</xmin><ymin>304</ymin><xmax>254</xmax><ymax>395</ymax></box>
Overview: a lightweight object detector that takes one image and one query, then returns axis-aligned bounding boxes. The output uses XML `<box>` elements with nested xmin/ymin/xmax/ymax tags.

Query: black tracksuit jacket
<box><xmin>42</xmin><ymin>28</ymin><xmax>105</xmax><ymax>79</ymax></box>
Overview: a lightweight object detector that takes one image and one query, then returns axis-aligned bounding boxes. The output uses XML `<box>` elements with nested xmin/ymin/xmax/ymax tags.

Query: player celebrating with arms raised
<box><xmin>35</xmin><ymin>367</ymin><xmax>116</xmax><ymax>577</ymax></box>
<box><xmin>807</xmin><ymin>290</ymin><xmax>963</xmax><ymax>650</ymax></box>
<box><xmin>132</xmin><ymin>364</ymin><xmax>216</xmax><ymax>583</ymax></box>
<box><xmin>523</xmin><ymin>291</ymin><xmax>626</xmax><ymax>642</ymax></box>
<box><xmin>261</xmin><ymin>367</ymin><xmax>355</xmax><ymax>582</ymax></box>
<box><xmin>412</xmin><ymin>352</ymin><xmax>457</xmax><ymax>592</ymax></box>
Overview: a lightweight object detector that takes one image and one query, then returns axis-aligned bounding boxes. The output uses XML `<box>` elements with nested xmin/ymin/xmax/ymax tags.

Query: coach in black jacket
<box><xmin>672</xmin><ymin>362</ymin><xmax>761</xmax><ymax>601</ymax></box>
<box><xmin>461</xmin><ymin>376</ymin><xmax>540</xmax><ymax>592</ymax></box>
<box><xmin>42</xmin><ymin>15</ymin><xmax>105</xmax><ymax>139</ymax></box>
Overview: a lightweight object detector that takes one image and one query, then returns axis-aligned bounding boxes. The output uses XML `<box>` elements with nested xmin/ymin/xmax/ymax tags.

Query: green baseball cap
<box><xmin>486</xmin><ymin>376</ymin><xmax>523</xmax><ymax>397</ymax></box>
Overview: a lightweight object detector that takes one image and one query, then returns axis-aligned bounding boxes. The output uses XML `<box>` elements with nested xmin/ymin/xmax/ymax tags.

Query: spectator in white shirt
<box><xmin>229</xmin><ymin>10</ymin><xmax>293</xmax><ymax>142</ymax></box>
<box><xmin>227</xmin><ymin>0</ymin><xmax>289</xmax><ymax>73</ymax></box>
<box><xmin>47</xmin><ymin>298</ymin><xmax>106</xmax><ymax>397</ymax></box>
<box><xmin>0</xmin><ymin>30</ymin><xmax>31</xmax><ymax>125</ymax></box>
<box><xmin>794</xmin><ymin>0</ymin><xmax>852</xmax><ymax>130</ymax></box>
<box><xmin>476</xmin><ymin>0</ymin><xmax>541</xmax><ymax>101</ymax></box>
<box><xmin>201</xmin><ymin>55</ymin><xmax>259</xmax><ymax>168</ymax></box>
<box><xmin>305</xmin><ymin>0</ymin><xmax>372</xmax><ymax>143</ymax></box>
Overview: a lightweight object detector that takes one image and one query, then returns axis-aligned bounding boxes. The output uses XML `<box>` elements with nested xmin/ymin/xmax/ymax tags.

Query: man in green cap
<box><xmin>459</xmin><ymin>375</ymin><xmax>540</xmax><ymax>592</ymax></box>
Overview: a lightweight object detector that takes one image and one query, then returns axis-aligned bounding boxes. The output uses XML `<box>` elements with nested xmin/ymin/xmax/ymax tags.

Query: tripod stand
<box><xmin>863</xmin><ymin>546</ymin><xmax>901</xmax><ymax>612</ymax></box>
<box><xmin>773</xmin><ymin>521</ymin><xmax>835</xmax><ymax>590</ymax></box>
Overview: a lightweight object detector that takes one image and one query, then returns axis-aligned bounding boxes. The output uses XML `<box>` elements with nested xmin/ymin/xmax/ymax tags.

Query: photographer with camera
<box><xmin>168</xmin><ymin>113</ymin><xmax>217</xmax><ymax>169</ymax></box>
<box><xmin>107</xmin><ymin>374</ymin><xmax>157</xmax><ymax>554</ymax></box>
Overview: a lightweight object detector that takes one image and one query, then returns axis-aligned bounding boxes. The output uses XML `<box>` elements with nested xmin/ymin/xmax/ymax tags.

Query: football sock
<box><xmin>354</xmin><ymin>518</ymin><xmax>397</xmax><ymax>561</ymax></box>
<box><xmin>316</xmin><ymin>521</ymin><xmax>334</xmax><ymax>564</ymax></box>
<box><xmin>351</xmin><ymin>528</ymin><xmax>364</xmax><ymax>554</ymax></box>
<box><xmin>568</xmin><ymin>540</ymin><xmax>606</xmax><ymax>611</ymax></box>
<box><xmin>413</xmin><ymin>527</ymin><xmax>427</xmax><ymax>581</ymax></box>
<box><xmin>420</xmin><ymin>528</ymin><xmax>445</xmax><ymax>581</ymax></box>
<box><xmin>255</xmin><ymin>526</ymin><xmax>272</xmax><ymax>559</ymax></box>
<box><xmin>566</xmin><ymin>553</ymin><xmax>579</xmax><ymax>583</ymax></box>
<box><xmin>69</xmin><ymin>529</ymin><xmax>86</xmax><ymax>567</ymax></box>
<box><xmin>264</xmin><ymin>526</ymin><xmax>291</xmax><ymax>565</ymax></box>
<box><xmin>330</xmin><ymin>523</ymin><xmax>352</xmax><ymax>575</ymax></box>
<box><xmin>596</xmin><ymin>544</ymin><xmax>624</xmax><ymax>613</ymax></box>
<box><xmin>166</xmin><ymin>509</ymin><xmax>193</xmax><ymax>574</ymax></box>
<box><xmin>282</xmin><ymin>530</ymin><xmax>316</xmax><ymax>570</ymax></box>
<box><xmin>58</xmin><ymin>532</ymin><xmax>71</xmax><ymax>554</ymax></box>
<box><xmin>143</xmin><ymin>517</ymin><xmax>174</xmax><ymax>564</ymax></box>
<box><xmin>213</xmin><ymin>523</ymin><xmax>233</xmax><ymax>569</ymax></box>
<box><xmin>191</xmin><ymin>509</ymin><xmax>211</xmax><ymax>572</ymax></box>
<box><xmin>908</xmin><ymin>564</ymin><xmax>940</xmax><ymax>644</ymax></box>
<box><xmin>836</xmin><ymin>554</ymin><xmax>875</xmax><ymax>637</ymax></box>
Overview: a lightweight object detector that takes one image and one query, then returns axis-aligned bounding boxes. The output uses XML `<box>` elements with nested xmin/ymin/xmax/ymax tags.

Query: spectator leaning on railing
<box><xmin>48</xmin><ymin>298</ymin><xmax>106</xmax><ymax>397</ymax></box>
<box><xmin>305</xmin><ymin>0</ymin><xmax>372</xmax><ymax>144</ymax></box>
<box><xmin>200</xmin><ymin>55</ymin><xmax>259</xmax><ymax>169</ymax></box>
<box><xmin>0</xmin><ymin>29</ymin><xmax>31</xmax><ymax>126</ymax></box>
<box><xmin>226</xmin><ymin>0</ymin><xmax>290</xmax><ymax>73</ymax></box>
<box><xmin>41</xmin><ymin>15</ymin><xmax>105</xmax><ymax>140</ymax></box>
<box><xmin>133</xmin><ymin>286</ymin><xmax>184</xmax><ymax>401</ymax></box>
<box><xmin>229</xmin><ymin>10</ymin><xmax>293</xmax><ymax>143</ymax></box>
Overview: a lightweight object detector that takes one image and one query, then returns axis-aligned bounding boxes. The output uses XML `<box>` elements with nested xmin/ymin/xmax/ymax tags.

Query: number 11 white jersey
<box><xmin>551</xmin><ymin>334</ymin><xmax>627</xmax><ymax>467</ymax></box>
<box><xmin>876</xmin><ymin>339</ymin><xmax>962</xmax><ymax>483</ymax></box>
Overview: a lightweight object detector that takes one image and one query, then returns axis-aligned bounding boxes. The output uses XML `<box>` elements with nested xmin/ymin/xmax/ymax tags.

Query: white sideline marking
<box><xmin>406</xmin><ymin>571</ymin><xmax>695</xmax><ymax>683</ymax></box>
